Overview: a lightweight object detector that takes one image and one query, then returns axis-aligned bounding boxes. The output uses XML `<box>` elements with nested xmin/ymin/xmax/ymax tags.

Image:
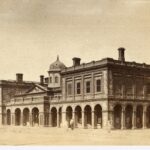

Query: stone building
<box><xmin>2</xmin><ymin>48</ymin><xmax>150</xmax><ymax>129</ymax></box>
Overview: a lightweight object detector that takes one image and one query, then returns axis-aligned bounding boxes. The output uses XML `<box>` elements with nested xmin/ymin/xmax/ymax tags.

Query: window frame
<box><xmin>96</xmin><ymin>79</ymin><xmax>101</xmax><ymax>93</ymax></box>
<box><xmin>85</xmin><ymin>80</ymin><xmax>91</xmax><ymax>93</ymax></box>
<box><xmin>76</xmin><ymin>82</ymin><xmax>81</xmax><ymax>95</ymax></box>
<box><xmin>67</xmin><ymin>83</ymin><xmax>72</xmax><ymax>96</ymax></box>
<box><xmin>55</xmin><ymin>76</ymin><xmax>58</xmax><ymax>83</ymax></box>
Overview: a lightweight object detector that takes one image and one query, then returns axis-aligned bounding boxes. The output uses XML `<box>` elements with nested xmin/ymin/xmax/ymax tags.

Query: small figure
<box><xmin>70</xmin><ymin>119</ymin><xmax>74</xmax><ymax>130</ymax></box>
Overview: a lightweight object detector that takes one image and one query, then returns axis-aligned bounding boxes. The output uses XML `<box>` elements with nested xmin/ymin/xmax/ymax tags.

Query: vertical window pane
<box><xmin>86</xmin><ymin>81</ymin><xmax>91</xmax><ymax>93</ymax></box>
<box><xmin>55</xmin><ymin>76</ymin><xmax>58</xmax><ymax>83</ymax></box>
<box><xmin>49</xmin><ymin>77</ymin><xmax>52</xmax><ymax>83</ymax></box>
<box><xmin>67</xmin><ymin>84</ymin><xmax>72</xmax><ymax>95</ymax></box>
<box><xmin>77</xmin><ymin>82</ymin><xmax>81</xmax><ymax>94</ymax></box>
<box><xmin>96</xmin><ymin>79</ymin><xmax>101</xmax><ymax>92</ymax></box>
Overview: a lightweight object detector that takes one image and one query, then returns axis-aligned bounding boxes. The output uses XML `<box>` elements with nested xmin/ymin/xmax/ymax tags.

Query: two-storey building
<box><xmin>3</xmin><ymin>47</ymin><xmax>150</xmax><ymax>130</ymax></box>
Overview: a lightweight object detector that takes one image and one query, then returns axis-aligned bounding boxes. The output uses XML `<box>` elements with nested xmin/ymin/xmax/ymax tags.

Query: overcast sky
<box><xmin>0</xmin><ymin>0</ymin><xmax>150</xmax><ymax>81</ymax></box>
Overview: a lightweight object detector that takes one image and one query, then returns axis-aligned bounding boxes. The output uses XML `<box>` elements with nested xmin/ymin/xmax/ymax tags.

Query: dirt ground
<box><xmin>0</xmin><ymin>126</ymin><xmax>150</xmax><ymax>145</ymax></box>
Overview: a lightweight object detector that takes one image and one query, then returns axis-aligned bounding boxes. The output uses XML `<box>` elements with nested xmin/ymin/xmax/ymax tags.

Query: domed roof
<box><xmin>49</xmin><ymin>56</ymin><xmax>66</xmax><ymax>71</ymax></box>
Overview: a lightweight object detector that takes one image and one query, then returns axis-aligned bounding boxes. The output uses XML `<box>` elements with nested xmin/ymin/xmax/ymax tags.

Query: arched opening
<box><xmin>58</xmin><ymin>107</ymin><xmax>62</xmax><ymax>127</ymax></box>
<box><xmin>75</xmin><ymin>106</ymin><xmax>82</xmax><ymax>128</ymax></box>
<box><xmin>125</xmin><ymin>105</ymin><xmax>133</xmax><ymax>129</ymax></box>
<box><xmin>114</xmin><ymin>105</ymin><xmax>122</xmax><ymax>129</ymax></box>
<box><xmin>32</xmin><ymin>107</ymin><xmax>39</xmax><ymax>126</ymax></box>
<box><xmin>84</xmin><ymin>105</ymin><xmax>92</xmax><ymax>128</ymax></box>
<box><xmin>136</xmin><ymin>105</ymin><xmax>143</xmax><ymax>128</ymax></box>
<box><xmin>55</xmin><ymin>76</ymin><xmax>58</xmax><ymax>83</ymax></box>
<box><xmin>15</xmin><ymin>108</ymin><xmax>21</xmax><ymax>126</ymax></box>
<box><xmin>66</xmin><ymin>106</ymin><xmax>73</xmax><ymax>127</ymax></box>
<box><xmin>146</xmin><ymin>106</ymin><xmax>150</xmax><ymax>128</ymax></box>
<box><xmin>51</xmin><ymin>107</ymin><xmax>57</xmax><ymax>127</ymax></box>
<box><xmin>94</xmin><ymin>104</ymin><xmax>102</xmax><ymax>128</ymax></box>
<box><xmin>7</xmin><ymin>109</ymin><xmax>11</xmax><ymax>125</ymax></box>
<box><xmin>23</xmin><ymin>108</ymin><xmax>30</xmax><ymax>126</ymax></box>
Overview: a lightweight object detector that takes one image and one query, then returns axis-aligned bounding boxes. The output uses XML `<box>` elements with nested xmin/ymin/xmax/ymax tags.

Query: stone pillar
<box><xmin>14</xmin><ymin>112</ymin><xmax>16</xmax><ymax>126</ymax></box>
<box><xmin>49</xmin><ymin>112</ymin><xmax>51</xmax><ymax>127</ymax></box>
<box><xmin>82</xmin><ymin>111</ymin><xmax>85</xmax><ymax>128</ymax></box>
<box><xmin>132</xmin><ymin>106</ymin><xmax>136</xmax><ymax>129</ymax></box>
<box><xmin>11</xmin><ymin>113</ymin><xmax>15</xmax><ymax>126</ymax></box>
<box><xmin>61</xmin><ymin>110</ymin><xmax>66</xmax><ymax>127</ymax></box>
<box><xmin>44</xmin><ymin>113</ymin><xmax>49</xmax><ymax>127</ymax></box>
<box><xmin>92</xmin><ymin>111</ymin><xmax>95</xmax><ymax>129</ymax></box>
<box><xmin>103</xmin><ymin>70</ymin><xmax>108</xmax><ymax>95</ymax></box>
<box><xmin>143</xmin><ymin>84</ymin><xmax>147</xmax><ymax>100</ymax></box>
<box><xmin>72</xmin><ymin>77</ymin><xmax>75</xmax><ymax>101</ymax></box>
<box><xmin>20</xmin><ymin>111</ymin><xmax>23</xmax><ymax>126</ymax></box>
<box><xmin>39</xmin><ymin>112</ymin><xmax>44</xmax><ymax>126</ymax></box>
<box><xmin>62</xmin><ymin>78</ymin><xmax>66</xmax><ymax>101</ymax></box>
<box><xmin>0</xmin><ymin>113</ymin><xmax>3</xmax><ymax>126</ymax></box>
<box><xmin>91</xmin><ymin>73</ymin><xmax>94</xmax><ymax>99</ymax></box>
<box><xmin>143</xmin><ymin>106</ymin><xmax>147</xmax><ymax>129</ymax></box>
<box><xmin>122</xmin><ymin>84</ymin><xmax>125</xmax><ymax>99</ymax></box>
<box><xmin>29</xmin><ymin>113</ymin><xmax>32</xmax><ymax>126</ymax></box>
<box><xmin>72</xmin><ymin>111</ymin><xmax>76</xmax><ymax>127</ymax></box>
<box><xmin>133</xmin><ymin>84</ymin><xmax>136</xmax><ymax>99</ymax></box>
<box><xmin>3</xmin><ymin>113</ymin><xmax>7</xmax><ymax>125</ymax></box>
<box><xmin>81</xmin><ymin>75</ymin><xmax>84</xmax><ymax>100</ymax></box>
<box><xmin>102</xmin><ymin>110</ymin><xmax>108</xmax><ymax>129</ymax></box>
<box><xmin>109</xmin><ymin>110</ymin><xmax>114</xmax><ymax>129</ymax></box>
<box><xmin>108</xmin><ymin>69</ymin><xmax>113</xmax><ymax>97</ymax></box>
<box><xmin>57</xmin><ymin>112</ymin><xmax>60</xmax><ymax>127</ymax></box>
<box><xmin>121</xmin><ymin>106</ymin><xmax>125</xmax><ymax>129</ymax></box>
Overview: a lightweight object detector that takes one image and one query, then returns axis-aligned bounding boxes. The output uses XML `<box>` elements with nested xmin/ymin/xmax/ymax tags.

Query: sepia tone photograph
<box><xmin>0</xmin><ymin>0</ymin><xmax>150</xmax><ymax>147</ymax></box>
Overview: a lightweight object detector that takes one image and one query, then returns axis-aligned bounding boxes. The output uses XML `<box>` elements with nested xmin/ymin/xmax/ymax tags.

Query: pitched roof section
<box><xmin>25</xmin><ymin>84</ymin><xmax>48</xmax><ymax>94</ymax></box>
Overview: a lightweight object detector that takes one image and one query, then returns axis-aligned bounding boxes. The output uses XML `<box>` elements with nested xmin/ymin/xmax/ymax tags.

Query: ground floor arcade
<box><xmin>110</xmin><ymin>103</ymin><xmax>150</xmax><ymax>129</ymax></box>
<box><xmin>4</xmin><ymin>102</ymin><xmax>150</xmax><ymax>130</ymax></box>
<box><xmin>5</xmin><ymin>101</ymin><xmax>106</xmax><ymax>129</ymax></box>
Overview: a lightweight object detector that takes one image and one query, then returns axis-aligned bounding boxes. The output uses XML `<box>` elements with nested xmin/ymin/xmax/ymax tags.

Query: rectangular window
<box><xmin>86</xmin><ymin>81</ymin><xmax>91</xmax><ymax>93</ymax></box>
<box><xmin>96</xmin><ymin>79</ymin><xmax>101</xmax><ymax>92</ymax></box>
<box><xmin>76</xmin><ymin>82</ymin><xmax>81</xmax><ymax>94</ymax></box>
<box><xmin>67</xmin><ymin>83</ymin><xmax>72</xmax><ymax>95</ymax></box>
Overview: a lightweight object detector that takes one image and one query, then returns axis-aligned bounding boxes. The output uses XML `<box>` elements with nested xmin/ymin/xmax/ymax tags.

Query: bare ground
<box><xmin>0</xmin><ymin>126</ymin><xmax>150</xmax><ymax>145</ymax></box>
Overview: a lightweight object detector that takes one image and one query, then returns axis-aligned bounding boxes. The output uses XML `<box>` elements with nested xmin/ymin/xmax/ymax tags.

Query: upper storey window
<box><xmin>67</xmin><ymin>83</ymin><xmax>72</xmax><ymax>95</ymax></box>
<box><xmin>125</xmin><ymin>78</ymin><xmax>133</xmax><ymax>96</ymax></box>
<box><xmin>76</xmin><ymin>82</ymin><xmax>81</xmax><ymax>94</ymax></box>
<box><xmin>55</xmin><ymin>76</ymin><xmax>58</xmax><ymax>83</ymax></box>
<box><xmin>96</xmin><ymin>79</ymin><xmax>101</xmax><ymax>92</ymax></box>
<box><xmin>86</xmin><ymin>81</ymin><xmax>91</xmax><ymax>93</ymax></box>
<box><xmin>49</xmin><ymin>77</ymin><xmax>52</xmax><ymax>83</ymax></box>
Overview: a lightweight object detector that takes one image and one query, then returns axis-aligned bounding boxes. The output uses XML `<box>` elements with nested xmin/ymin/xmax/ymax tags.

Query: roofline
<box><xmin>61</xmin><ymin>57</ymin><xmax>150</xmax><ymax>74</ymax></box>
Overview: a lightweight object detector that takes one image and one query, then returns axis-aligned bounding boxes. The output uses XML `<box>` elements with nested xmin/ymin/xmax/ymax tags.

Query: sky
<box><xmin>0</xmin><ymin>0</ymin><xmax>150</xmax><ymax>81</ymax></box>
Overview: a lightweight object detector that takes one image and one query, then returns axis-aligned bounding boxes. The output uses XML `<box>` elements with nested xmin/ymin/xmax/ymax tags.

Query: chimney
<box><xmin>40</xmin><ymin>75</ymin><xmax>44</xmax><ymax>85</ymax></box>
<box><xmin>16</xmin><ymin>73</ymin><xmax>23</xmax><ymax>83</ymax></box>
<box><xmin>118</xmin><ymin>47</ymin><xmax>125</xmax><ymax>62</ymax></box>
<box><xmin>72</xmin><ymin>57</ymin><xmax>81</xmax><ymax>66</ymax></box>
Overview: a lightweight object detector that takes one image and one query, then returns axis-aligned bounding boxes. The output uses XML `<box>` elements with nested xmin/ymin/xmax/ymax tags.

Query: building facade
<box><xmin>2</xmin><ymin>47</ymin><xmax>150</xmax><ymax>129</ymax></box>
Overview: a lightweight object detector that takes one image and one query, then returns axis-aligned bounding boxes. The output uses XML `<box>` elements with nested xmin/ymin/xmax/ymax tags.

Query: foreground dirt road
<box><xmin>0</xmin><ymin>126</ymin><xmax>150</xmax><ymax>145</ymax></box>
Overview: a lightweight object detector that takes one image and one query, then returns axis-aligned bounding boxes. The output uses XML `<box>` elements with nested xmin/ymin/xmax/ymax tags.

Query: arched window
<box><xmin>49</xmin><ymin>77</ymin><xmax>52</xmax><ymax>83</ymax></box>
<box><xmin>55</xmin><ymin>76</ymin><xmax>58</xmax><ymax>83</ymax></box>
